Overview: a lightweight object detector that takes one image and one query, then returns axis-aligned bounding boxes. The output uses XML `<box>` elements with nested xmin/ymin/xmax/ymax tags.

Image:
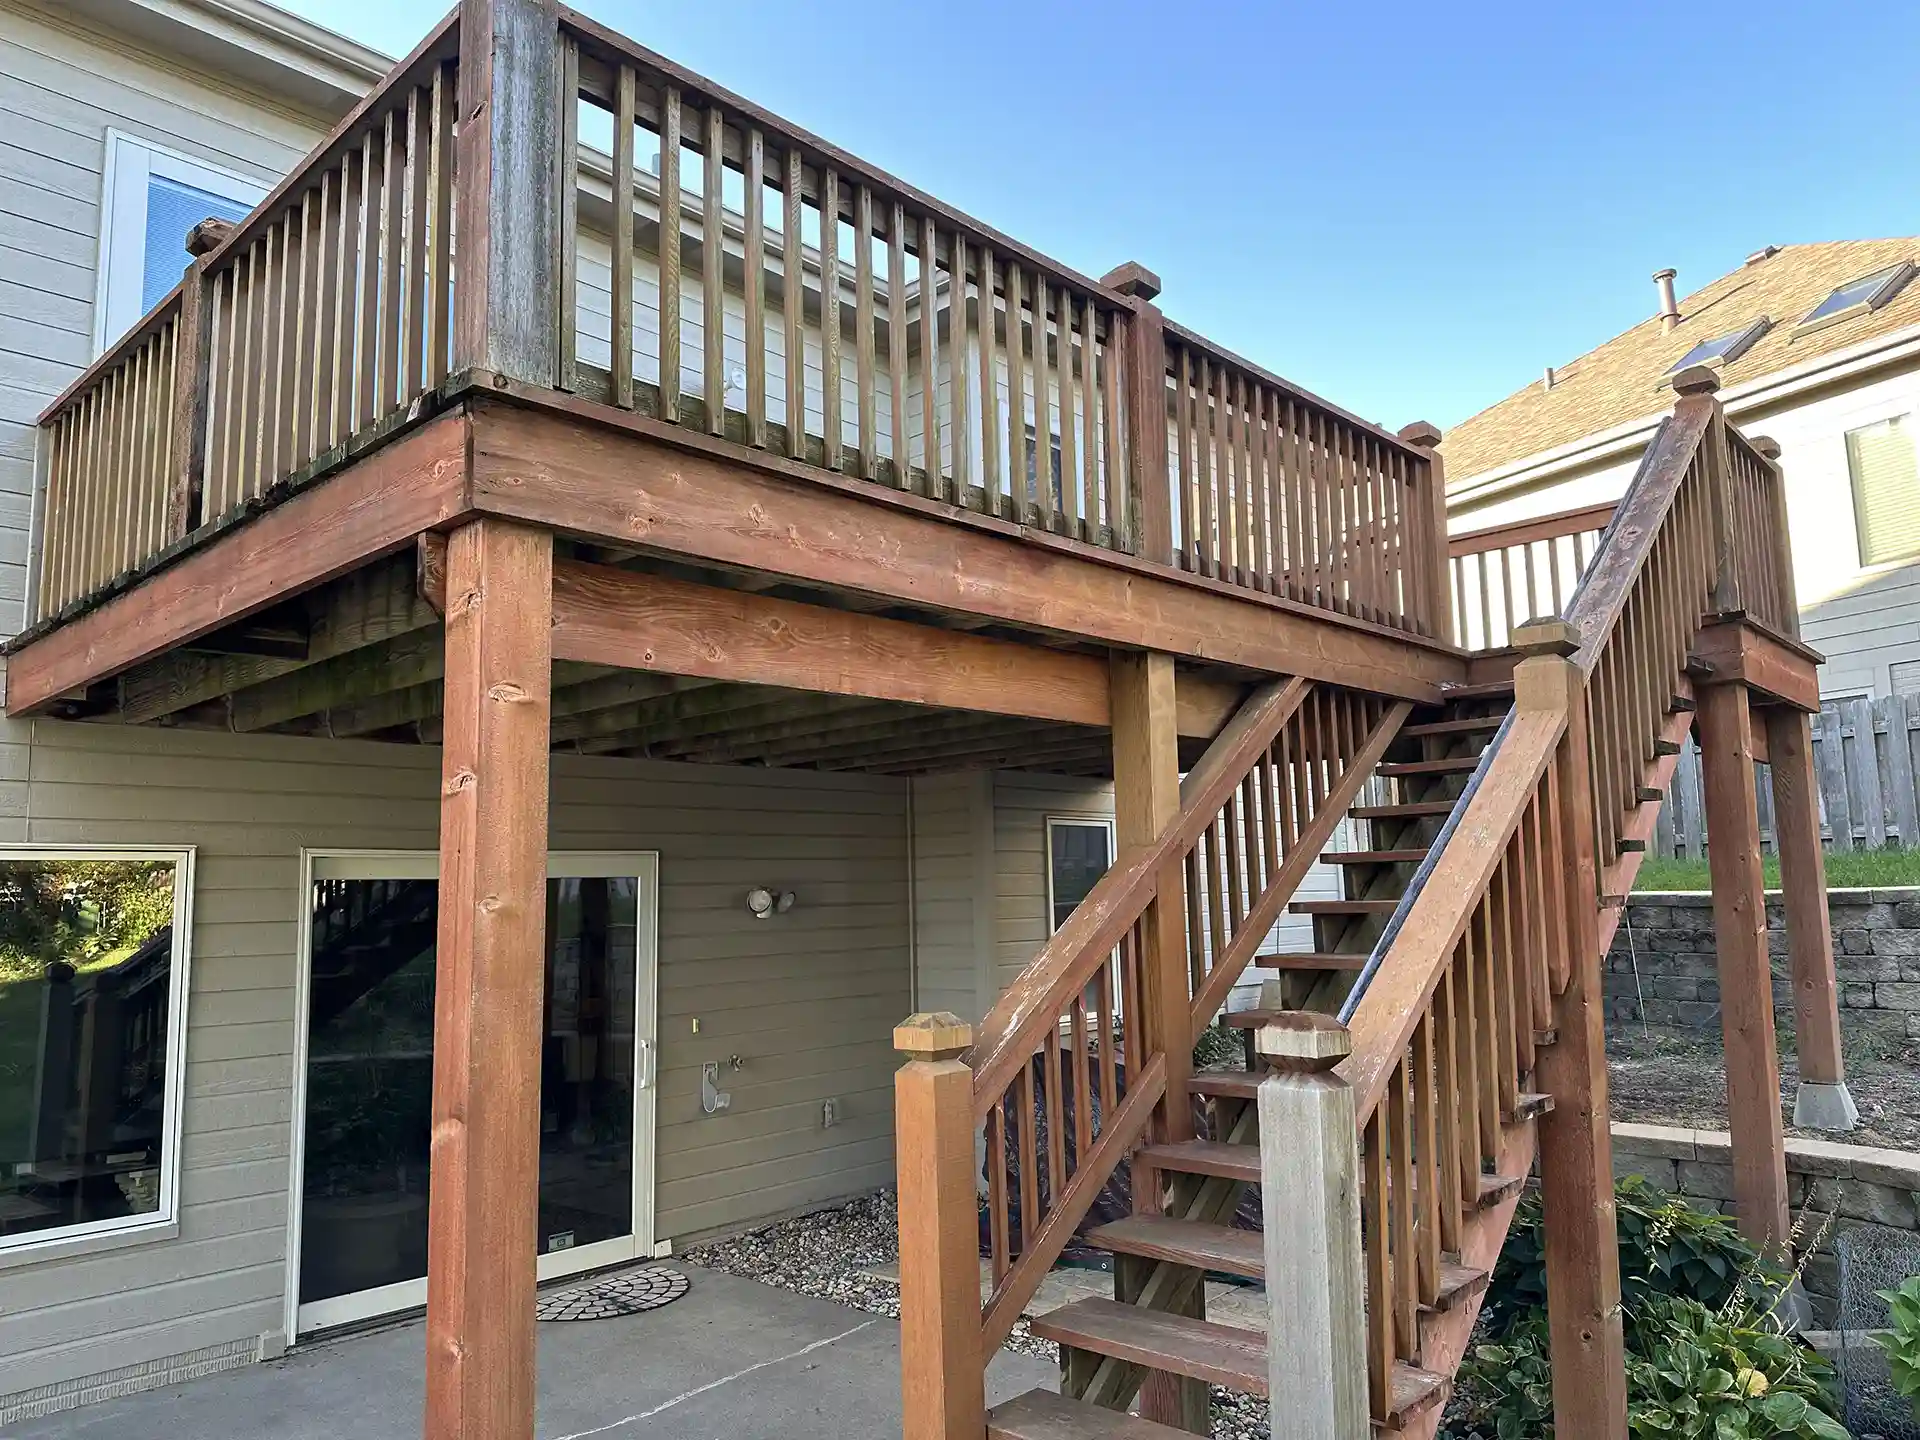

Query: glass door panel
<box><xmin>294</xmin><ymin>856</ymin><xmax>654</xmax><ymax>1335</ymax></box>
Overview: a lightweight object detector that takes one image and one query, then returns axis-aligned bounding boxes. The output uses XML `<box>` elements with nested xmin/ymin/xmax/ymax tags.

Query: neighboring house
<box><xmin>1444</xmin><ymin>240</ymin><xmax>1920</xmax><ymax>700</ymax></box>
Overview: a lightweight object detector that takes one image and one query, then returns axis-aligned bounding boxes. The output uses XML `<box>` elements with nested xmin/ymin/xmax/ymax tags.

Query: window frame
<box><xmin>1844</xmin><ymin>410</ymin><xmax>1920</xmax><ymax>570</ymax></box>
<box><xmin>1665</xmin><ymin>317</ymin><xmax>1770</xmax><ymax>377</ymax></box>
<box><xmin>1796</xmin><ymin>262</ymin><xmax>1916</xmax><ymax>337</ymax></box>
<box><xmin>1043</xmin><ymin>814</ymin><xmax>1115</xmax><ymax>936</ymax></box>
<box><xmin>94</xmin><ymin>130</ymin><xmax>268</xmax><ymax>355</ymax></box>
<box><xmin>0</xmin><ymin>844</ymin><xmax>197</xmax><ymax>1260</ymax></box>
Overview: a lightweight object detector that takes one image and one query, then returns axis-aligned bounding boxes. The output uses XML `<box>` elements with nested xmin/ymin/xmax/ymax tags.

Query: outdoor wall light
<box><xmin>745</xmin><ymin>887</ymin><xmax>797</xmax><ymax>919</ymax></box>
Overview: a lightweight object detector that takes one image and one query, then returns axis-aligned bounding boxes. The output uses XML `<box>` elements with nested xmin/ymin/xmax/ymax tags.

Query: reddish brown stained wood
<box><xmin>424</xmin><ymin>517</ymin><xmax>552</xmax><ymax>1440</ymax></box>
<box><xmin>464</xmin><ymin>395</ymin><xmax>1462</xmax><ymax>699</ymax></box>
<box><xmin>1689</xmin><ymin>617</ymin><xmax>1821</xmax><ymax>713</ymax></box>
<box><xmin>6</xmin><ymin>412</ymin><xmax>472</xmax><ymax>715</ymax></box>
<box><xmin>1449</xmin><ymin>501</ymin><xmax>1617</xmax><ymax>558</ymax></box>
<box><xmin>1765</xmin><ymin>707</ymin><xmax>1847</xmax><ymax>1091</ymax></box>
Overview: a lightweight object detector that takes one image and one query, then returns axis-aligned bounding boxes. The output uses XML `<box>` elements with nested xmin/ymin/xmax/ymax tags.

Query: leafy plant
<box><xmin>1870</xmin><ymin>1274</ymin><xmax>1920</xmax><ymax>1417</ymax></box>
<box><xmin>1191</xmin><ymin>1023</ymin><xmax>1243</xmax><ymax>1071</ymax></box>
<box><xmin>1484</xmin><ymin>1173</ymin><xmax>1770</xmax><ymax>1337</ymax></box>
<box><xmin>1452</xmin><ymin>1298</ymin><xmax>1849</xmax><ymax>1439</ymax></box>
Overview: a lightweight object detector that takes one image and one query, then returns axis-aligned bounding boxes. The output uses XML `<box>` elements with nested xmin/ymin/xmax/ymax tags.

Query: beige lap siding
<box><xmin>0</xmin><ymin>711</ymin><xmax>908</xmax><ymax>1407</ymax></box>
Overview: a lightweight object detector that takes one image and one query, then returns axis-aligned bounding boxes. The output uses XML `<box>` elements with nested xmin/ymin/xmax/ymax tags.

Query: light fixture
<box><xmin>746</xmin><ymin>887</ymin><xmax>797</xmax><ymax>919</ymax></box>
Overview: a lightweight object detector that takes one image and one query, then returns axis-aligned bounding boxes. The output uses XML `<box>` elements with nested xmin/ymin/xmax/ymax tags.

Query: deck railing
<box><xmin>29</xmin><ymin>1</ymin><xmax>1449</xmax><ymax>645</ymax></box>
<box><xmin>1448</xmin><ymin>500</ymin><xmax>1615</xmax><ymax>652</ymax></box>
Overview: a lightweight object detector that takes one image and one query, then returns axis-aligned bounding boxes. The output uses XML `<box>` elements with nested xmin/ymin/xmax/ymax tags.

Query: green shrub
<box><xmin>1871</xmin><ymin>1274</ymin><xmax>1920</xmax><ymax>1418</ymax></box>
<box><xmin>1447</xmin><ymin>1177</ymin><xmax>1849</xmax><ymax>1439</ymax></box>
<box><xmin>1483</xmin><ymin>1173</ymin><xmax>1769</xmax><ymax>1337</ymax></box>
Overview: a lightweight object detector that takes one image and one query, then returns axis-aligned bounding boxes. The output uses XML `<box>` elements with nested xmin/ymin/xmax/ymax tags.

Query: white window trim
<box><xmin>1842</xmin><ymin>408</ymin><xmax>1920</xmax><ymax>574</ymax></box>
<box><xmin>94</xmin><ymin>130</ymin><xmax>269</xmax><ymax>355</ymax></box>
<box><xmin>0</xmin><ymin>845</ymin><xmax>196</xmax><ymax>1261</ymax></box>
<box><xmin>1043</xmin><ymin>813</ymin><xmax>1115</xmax><ymax>935</ymax></box>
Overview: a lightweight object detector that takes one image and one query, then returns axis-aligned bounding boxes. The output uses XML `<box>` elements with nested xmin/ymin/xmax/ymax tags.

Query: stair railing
<box><xmin>894</xmin><ymin>677</ymin><xmax>1410</xmax><ymax>1439</ymax></box>
<box><xmin>1318</xmin><ymin>369</ymin><xmax>1782</xmax><ymax>1425</ymax></box>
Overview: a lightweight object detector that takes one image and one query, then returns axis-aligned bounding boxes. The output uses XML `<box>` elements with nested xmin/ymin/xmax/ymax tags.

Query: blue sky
<box><xmin>282</xmin><ymin>0</ymin><xmax>1920</xmax><ymax>431</ymax></box>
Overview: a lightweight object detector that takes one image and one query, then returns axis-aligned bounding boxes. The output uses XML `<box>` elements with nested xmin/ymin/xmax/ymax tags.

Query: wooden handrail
<box><xmin>1449</xmin><ymin>500</ymin><xmax>1617</xmax><ymax>558</ymax></box>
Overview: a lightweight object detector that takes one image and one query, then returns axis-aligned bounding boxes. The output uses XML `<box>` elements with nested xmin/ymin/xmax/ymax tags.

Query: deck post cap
<box><xmin>894</xmin><ymin>1011</ymin><xmax>973</xmax><ymax>1060</ymax></box>
<box><xmin>1101</xmin><ymin>261</ymin><xmax>1162</xmax><ymax>301</ymax></box>
<box><xmin>1397</xmin><ymin>421</ymin><xmax>1442</xmax><ymax>448</ymax></box>
<box><xmin>1513</xmin><ymin>617</ymin><xmax>1581</xmax><ymax>657</ymax></box>
<box><xmin>1255</xmin><ymin>1012</ymin><xmax>1352</xmax><ymax>1070</ymax></box>
<box><xmin>1750</xmin><ymin>435</ymin><xmax>1783</xmax><ymax>460</ymax></box>
<box><xmin>1671</xmin><ymin>365</ymin><xmax>1721</xmax><ymax>397</ymax></box>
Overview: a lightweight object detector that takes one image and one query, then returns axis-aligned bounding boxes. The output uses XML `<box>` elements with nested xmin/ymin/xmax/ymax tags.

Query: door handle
<box><xmin>638</xmin><ymin>1038</ymin><xmax>657</xmax><ymax>1090</ymax></box>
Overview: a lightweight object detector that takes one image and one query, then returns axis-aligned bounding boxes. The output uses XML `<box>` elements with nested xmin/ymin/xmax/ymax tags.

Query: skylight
<box><xmin>1797</xmin><ymin>262</ymin><xmax>1915</xmax><ymax>332</ymax></box>
<box><xmin>1667</xmin><ymin>317</ymin><xmax>1770</xmax><ymax>374</ymax></box>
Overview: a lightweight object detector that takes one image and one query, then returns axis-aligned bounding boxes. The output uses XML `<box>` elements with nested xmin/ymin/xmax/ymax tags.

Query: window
<box><xmin>1667</xmin><ymin>317</ymin><xmax>1770</xmax><ymax>374</ymax></box>
<box><xmin>1026</xmin><ymin>423</ymin><xmax>1066</xmax><ymax>512</ymax></box>
<box><xmin>0</xmin><ymin>849</ymin><xmax>194</xmax><ymax>1253</ymax></box>
<box><xmin>1045</xmin><ymin>817</ymin><xmax>1113</xmax><ymax>932</ymax></box>
<box><xmin>95</xmin><ymin>132</ymin><xmax>265</xmax><ymax>353</ymax></box>
<box><xmin>1798</xmin><ymin>263</ymin><xmax>1915</xmax><ymax>334</ymax></box>
<box><xmin>1847</xmin><ymin>414</ymin><xmax>1920</xmax><ymax>567</ymax></box>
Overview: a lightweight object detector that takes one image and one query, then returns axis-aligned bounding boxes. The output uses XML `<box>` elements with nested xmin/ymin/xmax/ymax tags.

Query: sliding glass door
<box><xmin>290</xmin><ymin>852</ymin><xmax>658</xmax><ymax>1336</ymax></box>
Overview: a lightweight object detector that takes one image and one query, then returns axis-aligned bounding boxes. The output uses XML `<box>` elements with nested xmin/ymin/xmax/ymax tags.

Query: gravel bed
<box><xmin>681</xmin><ymin>1187</ymin><xmax>1273</xmax><ymax>1436</ymax></box>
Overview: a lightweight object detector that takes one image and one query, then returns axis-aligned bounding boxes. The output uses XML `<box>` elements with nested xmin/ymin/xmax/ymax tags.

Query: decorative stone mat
<box><xmin>535</xmin><ymin>1267</ymin><xmax>690</xmax><ymax>1322</ymax></box>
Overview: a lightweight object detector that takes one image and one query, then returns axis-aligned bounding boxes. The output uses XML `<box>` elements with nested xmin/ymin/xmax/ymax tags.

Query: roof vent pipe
<box><xmin>1543</xmin><ymin>365</ymin><xmax>1556</xmax><ymax>391</ymax></box>
<box><xmin>1654</xmin><ymin>268</ymin><xmax>1680</xmax><ymax>332</ymax></box>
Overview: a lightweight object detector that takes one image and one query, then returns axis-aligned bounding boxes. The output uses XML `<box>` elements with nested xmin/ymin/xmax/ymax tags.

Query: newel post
<box><xmin>455</xmin><ymin>0</ymin><xmax>564</xmax><ymax>385</ymax></box>
<box><xmin>1398</xmin><ymin>422</ymin><xmax>1455</xmax><ymax>647</ymax></box>
<box><xmin>1513</xmin><ymin>619</ymin><xmax>1630</xmax><ymax>1438</ymax></box>
<box><xmin>1673</xmin><ymin>365</ymin><xmax>1740</xmax><ymax>614</ymax></box>
<box><xmin>165</xmin><ymin>217</ymin><xmax>230</xmax><ymax>539</ymax></box>
<box><xmin>894</xmin><ymin>1012</ymin><xmax>986</xmax><ymax>1440</ymax></box>
<box><xmin>1257</xmin><ymin>1013</ymin><xmax>1369</xmax><ymax>1440</ymax></box>
<box><xmin>1102</xmin><ymin>262</ymin><xmax>1171</xmax><ymax>566</ymax></box>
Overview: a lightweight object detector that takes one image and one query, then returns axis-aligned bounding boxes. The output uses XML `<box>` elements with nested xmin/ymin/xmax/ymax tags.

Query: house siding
<box><xmin>1449</xmin><ymin>356</ymin><xmax>1920</xmax><ymax>700</ymax></box>
<box><xmin>0</xmin><ymin>712</ymin><xmax>910</xmax><ymax>1412</ymax></box>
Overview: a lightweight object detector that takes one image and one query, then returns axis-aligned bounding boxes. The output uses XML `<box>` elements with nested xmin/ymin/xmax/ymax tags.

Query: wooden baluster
<box><xmin>1412</xmin><ymin>1014</ymin><xmax>1443</xmax><ymax>1307</ymax></box>
<box><xmin>1174</xmin><ymin>347</ymin><xmax>1193</xmax><ymax>567</ymax></box>
<box><xmin>1388</xmin><ymin>1060</ymin><xmax>1419</xmax><ymax>1356</ymax></box>
<box><xmin>1101</xmin><ymin>307</ymin><xmax>1126</xmax><ymax>547</ymax></box>
<box><xmin>378</xmin><ymin>110</ymin><xmax>405</xmax><ymax>413</ymax></box>
<box><xmin>887</xmin><ymin>200</ymin><xmax>908</xmax><ymax>484</ymax></box>
<box><xmin>1095</xmin><ymin>962</ymin><xmax>1117</xmax><ymax>1118</ymax></box>
<box><xmin>743</xmin><ymin>128</ymin><xmax>767</xmax><ymax>447</ymax></box>
<box><xmin>855</xmin><ymin>188</ymin><xmax>877</xmax><ymax>478</ymax></box>
<box><xmin>609</xmin><ymin>64</ymin><xmax>636</xmax><ymax>409</ymax></box>
<box><xmin>1057</xmin><ymin>284</ymin><xmax>1084</xmax><ymax>538</ymax></box>
<box><xmin>1194</xmin><ymin>355</ymin><xmax>1215</xmax><ymax>576</ymax></box>
<box><xmin>977</xmin><ymin>248</ymin><xmax>1000</xmax><ymax>514</ymax></box>
<box><xmin>305</xmin><ymin>171</ymin><xmax>338</xmax><ymax>463</ymax></box>
<box><xmin>658</xmin><ymin>85</ymin><xmax>683</xmax><ymax>423</ymax></box>
<box><xmin>1006</xmin><ymin>265</ymin><xmax>1027</xmax><ymax>516</ymax></box>
<box><xmin>355</xmin><ymin>134</ymin><xmax>381</xmax><ymax>433</ymax></box>
<box><xmin>1043</xmin><ymin>1024</ymin><xmax>1065</xmax><ymax>1207</ymax></box>
<box><xmin>554</xmin><ymin>43</ymin><xmax>578</xmax><ymax>394</ymax></box>
<box><xmin>701</xmin><ymin>104</ymin><xmax>725</xmax><ymax>434</ymax></box>
<box><xmin>988</xmin><ymin>1100</ymin><xmax>1010</xmax><ymax>1283</ymax></box>
<box><xmin>1069</xmin><ymin>993</ymin><xmax>1091</xmax><ymax>1167</ymax></box>
<box><xmin>1184</xmin><ymin>843</ymin><xmax>1207</xmax><ymax>995</ymax></box>
<box><xmin>948</xmin><ymin>235</ymin><xmax>971</xmax><ymax>506</ymax></box>
<box><xmin>783</xmin><ymin>146</ymin><xmax>806</xmax><ymax>458</ymax></box>
<box><xmin>1016</xmin><ymin>1060</ymin><xmax>1039</xmax><ymax>1252</ymax></box>
<box><xmin>331</xmin><ymin>144</ymin><xmax>364</xmax><ymax>444</ymax></box>
<box><xmin>1472</xmin><ymin>910</ymin><xmax>1500</xmax><ymax>1157</ymax></box>
<box><xmin>404</xmin><ymin>84</ymin><xmax>431</xmax><ymax>403</ymax></box>
<box><xmin>816</xmin><ymin>168</ymin><xmax>840</xmax><ymax>464</ymax></box>
<box><xmin>1434</xmin><ymin>965</ymin><xmax>1466</xmax><ymax>1252</ymax></box>
<box><xmin>1032</xmin><ymin>277</ymin><xmax>1054</xmax><ymax>529</ymax></box>
<box><xmin>919</xmin><ymin>216</ymin><xmax>940</xmax><ymax>499</ymax></box>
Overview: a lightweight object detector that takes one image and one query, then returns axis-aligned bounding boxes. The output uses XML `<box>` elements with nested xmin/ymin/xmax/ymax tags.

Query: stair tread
<box><xmin>1134</xmin><ymin>1139</ymin><xmax>1261</xmax><ymax>1184</ymax></box>
<box><xmin>1028</xmin><ymin>1298</ymin><xmax>1268</xmax><ymax>1394</ymax></box>
<box><xmin>1507</xmin><ymin>1091</ymin><xmax>1555</xmax><ymax>1123</ymax></box>
<box><xmin>1431</xmin><ymin>1261</ymin><xmax>1491</xmax><ymax>1314</ymax></box>
<box><xmin>1385</xmin><ymin>1365</ymin><xmax>1453</xmax><ymax>1429</ymax></box>
<box><xmin>1187</xmin><ymin>1070</ymin><xmax>1265</xmax><ymax>1100</ymax></box>
<box><xmin>1086</xmin><ymin>1215</ymin><xmax>1263</xmax><ymax>1280</ymax></box>
<box><xmin>1290</xmin><ymin>898</ymin><xmax>1399</xmax><ymax>915</ymax></box>
<box><xmin>1253</xmin><ymin>951</ymin><xmax>1371</xmax><ymax>971</ymax></box>
<box><xmin>1378</xmin><ymin>756</ymin><xmax>1481</xmax><ymax>776</ymax></box>
<box><xmin>1325</xmin><ymin>849</ymin><xmax>1428</xmax><ymax>865</ymax></box>
<box><xmin>1350</xmin><ymin>801</ymin><xmax>1456</xmax><ymax>819</ymax></box>
<box><xmin>1401</xmin><ymin>715</ymin><xmax>1504</xmax><ymax>737</ymax></box>
<box><xmin>1445</xmin><ymin>680</ymin><xmax>1516</xmax><ymax>699</ymax></box>
<box><xmin>988</xmin><ymin>1388</ymin><xmax>1197</xmax><ymax>1440</ymax></box>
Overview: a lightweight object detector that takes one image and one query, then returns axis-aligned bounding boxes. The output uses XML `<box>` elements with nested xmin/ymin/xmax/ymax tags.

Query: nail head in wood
<box><xmin>1397</xmin><ymin>421</ymin><xmax>1442</xmax><ymax>449</ymax></box>
<box><xmin>1255</xmin><ymin>1011</ymin><xmax>1352</xmax><ymax>1071</ymax></box>
<box><xmin>1100</xmin><ymin>261</ymin><xmax>1162</xmax><ymax>301</ymax></box>
<box><xmin>1512</xmin><ymin>616</ymin><xmax>1579</xmax><ymax>657</ymax></box>
<box><xmin>894</xmin><ymin>1011</ymin><xmax>973</xmax><ymax>1061</ymax></box>
<box><xmin>1671</xmin><ymin>364</ymin><xmax>1721</xmax><ymax>397</ymax></box>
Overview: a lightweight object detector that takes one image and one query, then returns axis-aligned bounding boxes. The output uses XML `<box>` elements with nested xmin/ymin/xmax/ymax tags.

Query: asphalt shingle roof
<box><xmin>1442</xmin><ymin>239</ymin><xmax>1920</xmax><ymax>486</ymax></box>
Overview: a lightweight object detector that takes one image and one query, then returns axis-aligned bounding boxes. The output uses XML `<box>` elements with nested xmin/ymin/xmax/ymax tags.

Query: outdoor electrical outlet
<box><xmin>821</xmin><ymin>1098</ymin><xmax>839</xmax><ymax>1129</ymax></box>
<box><xmin>701</xmin><ymin>1061</ymin><xmax>732</xmax><ymax>1116</ymax></box>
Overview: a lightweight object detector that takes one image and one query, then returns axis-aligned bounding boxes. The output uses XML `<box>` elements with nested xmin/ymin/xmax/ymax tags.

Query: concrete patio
<box><xmin>2</xmin><ymin>1266</ymin><xmax>1057</xmax><ymax>1440</ymax></box>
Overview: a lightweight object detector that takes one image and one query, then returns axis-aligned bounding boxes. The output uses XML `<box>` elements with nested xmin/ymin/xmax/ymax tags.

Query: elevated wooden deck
<box><xmin>8</xmin><ymin>2</ymin><xmax>1481</xmax><ymax>770</ymax></box>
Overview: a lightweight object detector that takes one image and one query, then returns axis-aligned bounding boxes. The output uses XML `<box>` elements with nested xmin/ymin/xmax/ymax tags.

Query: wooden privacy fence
<box><xmin>1656</xmin><ymin>693</ymin><xmax>1920</xmax><ymax>857</ymax></box>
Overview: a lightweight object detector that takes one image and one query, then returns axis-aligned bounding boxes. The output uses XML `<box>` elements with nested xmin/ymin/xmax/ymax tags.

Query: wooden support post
<box><xmin>1766</xmin><ymin>705</ymin><xmax>1858</xmax><ymax>1131</ymax></box>
<box><xmin>1257</xmin><ymin>1014</ymin><xmax>1368</xmax><ymax>1440</ymax></box>
<box><xmin>1102</xmin><ymin>263</ymin><xmax>1170</xmax><ymax>565</ymax></box>
<box><xmin>1398</xmin><ymin>422</ymin><xmax>1454</xmax><ymax>647</ymax></box>
<box><xmin>1697</xmin><ymin>680</ymin><xmax>1791</xmax><ymax>1252</ymax></box>
<box><xmin>424</xmin><ymin>518</ymin><xmax>553</xmax><ymax>1440</ymax></box>
<box><xmin>166</xmin><ymin>222</ymin><xmax>224</xmax><ymax>539</ymax></box>
<box><xmin>1109</xmin><ymin>648</ymin><xmax>1206</xmax><ymax>1432</ymax></box>
<box><xmin>893</xmin><ymin>1012</ymin><xmax>985</xmax><ymax>1440</ymax></box>
<box><xmin>1516</xmin><ymin>628</ymin><xmax>1629</xmax><ymax>1439</ymax></box>
<box><xmin>456</xmin><ymin>0</ymin><xmax>563</xmax><ymax>384</ymax></box>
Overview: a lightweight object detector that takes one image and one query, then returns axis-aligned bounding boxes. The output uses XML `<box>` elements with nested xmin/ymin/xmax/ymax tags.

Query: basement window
<box><xmin>0</xmin><ymin>849</ymin><xmax>195</xmax><ymax>1255</ymax></box>
<box><xmin>1797</xmin><ymin>263</ymin><xmax>1916</xmax><ymax>334</ymax></box>
<box><xmin>1046</xmin><ymin>817</ymin><xmax>1113</xmax><ymax>932</ymax></box>
<box><xmin>1667</xmin><ymin>317</ymin><xmax>1770</xmax><ymax>375</ymax></box>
